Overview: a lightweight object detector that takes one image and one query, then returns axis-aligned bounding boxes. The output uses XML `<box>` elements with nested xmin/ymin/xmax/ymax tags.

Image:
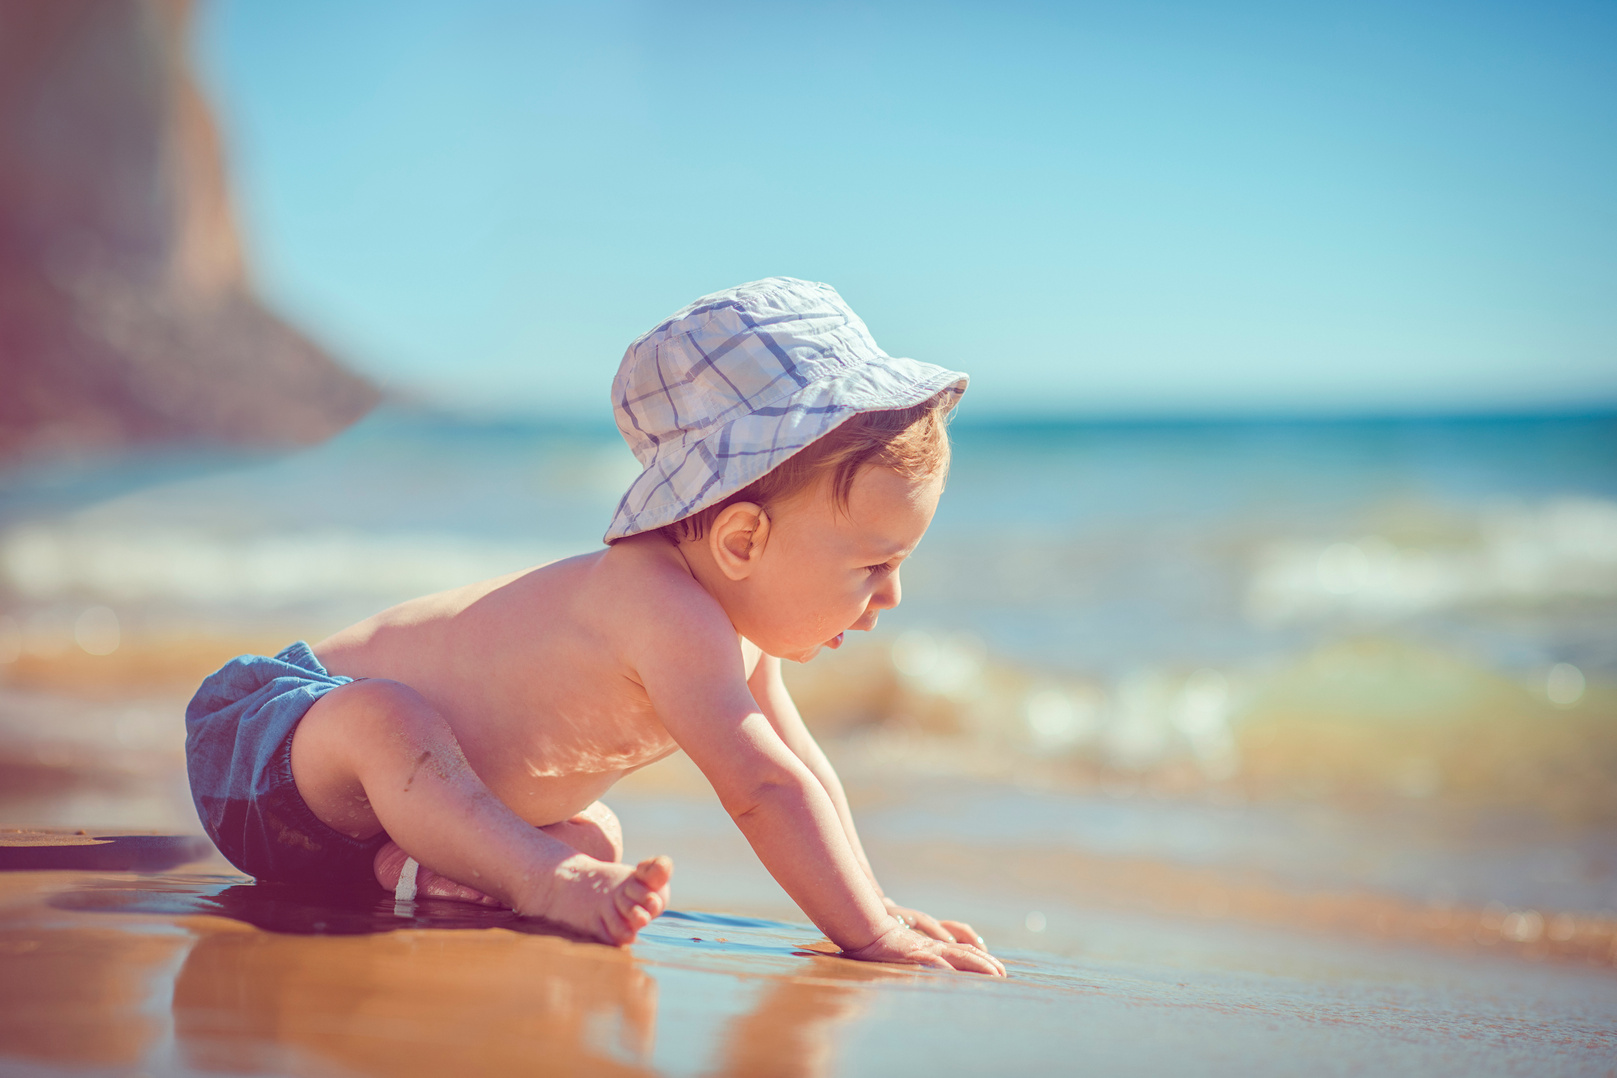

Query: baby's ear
<box><xmin>709</xmin><ymin>502</ymin><xmax>770</xmax><ymax>581</ymax></box>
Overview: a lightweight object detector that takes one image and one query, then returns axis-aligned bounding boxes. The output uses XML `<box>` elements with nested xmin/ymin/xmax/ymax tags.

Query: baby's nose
<box><xmin>875</xmin><ymin>567</ymin><xmax>902</xmax><ymax>610</ymax></box>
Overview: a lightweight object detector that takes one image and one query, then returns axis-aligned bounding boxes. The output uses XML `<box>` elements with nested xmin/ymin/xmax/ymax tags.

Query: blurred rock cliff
<box><xmin>0</xmin><ymin>0</ymin><xmax>378</xmax><ymax>460</ymax></box>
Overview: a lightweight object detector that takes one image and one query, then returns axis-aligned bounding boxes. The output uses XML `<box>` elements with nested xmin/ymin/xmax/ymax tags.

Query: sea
<box><xmin>3</xmin><ymin>407</ymin><xmax>1611</xmax><ymax>680</ymax></box>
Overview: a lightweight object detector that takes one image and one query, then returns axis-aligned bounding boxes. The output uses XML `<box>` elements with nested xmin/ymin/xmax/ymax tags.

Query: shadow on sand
<box><xmin>0</xmin><ymin>834</ymin><xmax>214</xmax><ymax>873</ymax></box>
<box><xmin>48</xmin><ymin>875</ymin><xmax>586</xmax><ymax>937</ymax></box>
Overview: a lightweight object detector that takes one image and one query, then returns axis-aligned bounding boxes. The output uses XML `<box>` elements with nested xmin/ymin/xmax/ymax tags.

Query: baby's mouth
<box><xmin>826</xmin><ymin>632</ymin><xmax>845</xmax><ymax>650</ymax></box>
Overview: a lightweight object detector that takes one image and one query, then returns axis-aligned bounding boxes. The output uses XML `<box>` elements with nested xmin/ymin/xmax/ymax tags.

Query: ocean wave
<box><xmin>0</xmin><ymin>522</ymin><xmax>557</xmax><ymax>608</ymax></box>
<box><xmin>1245</xmin><ymin>496</ymin><xmax>1617</xmax><ymax>625</ymax></box>
<box><xmin>787</xmin><ymin>629</ymin><xmax>1612</xmax><ymax>822</ymax></box>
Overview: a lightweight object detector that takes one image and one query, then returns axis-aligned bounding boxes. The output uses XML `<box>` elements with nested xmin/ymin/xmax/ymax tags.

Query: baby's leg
<box><xmin>372</xmin><ymin>801</ymin><xmax>624</xmax><ymax>904</ymax></box>
<box><xmin>545</xmin><ymin>800</ymin><xmax>624</xmax><ymax>862</ymax></box>
<box><xmin>290</xmin><ymin>679</ymin><xmax>670</xmax><ymax>944</ymax></box>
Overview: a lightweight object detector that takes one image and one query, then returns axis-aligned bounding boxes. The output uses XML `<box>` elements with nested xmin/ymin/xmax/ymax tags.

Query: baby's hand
<box><xmin>842</xmin><ymin>920</ymin><xmax>1006</xmax><ymax>976</ymax></box>
<box><xmin>883</xmin><ymin>899</ymin><xmax>987</xmax><ymax>950</ymax></box>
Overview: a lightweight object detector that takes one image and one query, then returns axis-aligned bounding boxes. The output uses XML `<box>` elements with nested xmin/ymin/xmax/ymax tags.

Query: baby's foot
<box><xmin>523</xmin><ymin>854</ymin><xmax>673</xmax><ymax>945</ymax></box>
<box><xmin>373</xmin><ymin>841</ymin><xmax>502</xmax><ymax>906</ymax></box>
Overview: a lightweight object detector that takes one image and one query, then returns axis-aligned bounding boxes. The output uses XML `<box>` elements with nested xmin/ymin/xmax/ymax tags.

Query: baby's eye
<box><xmin>864</xmin><ymin>561</ymin><xmax>896</xmax><ymax>575</ymax></box>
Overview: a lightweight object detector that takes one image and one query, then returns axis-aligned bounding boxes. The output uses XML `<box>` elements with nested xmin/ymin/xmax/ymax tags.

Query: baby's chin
<box><xmin>782</xmin><ymin>632</ymin><xmax>844</xmax><ymax>664</ymax></box>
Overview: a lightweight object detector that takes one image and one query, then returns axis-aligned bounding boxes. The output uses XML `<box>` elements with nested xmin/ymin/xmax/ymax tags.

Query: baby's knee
<box><xmin>582</xmin><ymin>801</ymin><xmax>624</xmax><ymax>861</ymax></box>
<box><xmin>308</xmin><ymin>679</ymin><xmax>436</xmax><ymax>741</ymax></box>
<box><xmin>546</xmin><ymin>801</ymin><xmax>623</xmax><ymax>862</ymax></box>
<box><xmin>295</xmin><ymin>679</ymin><xmax>447</xmax><ymax>782</ymax></box>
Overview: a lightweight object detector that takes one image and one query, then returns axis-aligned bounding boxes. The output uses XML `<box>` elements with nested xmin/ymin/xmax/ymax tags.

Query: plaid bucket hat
<box><xmin>605</xmin><ymin>277</ymin><xmax>968</xmax><ymax>542</ymax></box>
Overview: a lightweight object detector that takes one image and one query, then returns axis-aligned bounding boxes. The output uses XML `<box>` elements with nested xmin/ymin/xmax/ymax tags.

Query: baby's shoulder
<box><xmin>594</xmin><ymin>535</ymin><xmax>732</xmax><ymax>641</ymax></box>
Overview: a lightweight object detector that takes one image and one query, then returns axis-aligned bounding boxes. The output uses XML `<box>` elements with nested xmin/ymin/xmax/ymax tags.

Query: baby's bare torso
<box><xmin>313</xmin><ymin>540</ymin><xmax>755</xmax><ymax>826</ymax></box>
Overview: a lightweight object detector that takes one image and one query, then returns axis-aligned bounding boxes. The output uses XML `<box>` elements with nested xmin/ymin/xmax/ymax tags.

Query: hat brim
<box><xmin>604</xmin><ymin>358</ymin><xmax>966</xmax><ymax>542</ymax></box>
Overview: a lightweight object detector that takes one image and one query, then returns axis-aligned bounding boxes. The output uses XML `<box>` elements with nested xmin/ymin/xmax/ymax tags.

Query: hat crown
<box><xmin>612</xmin><ymin>278</ymin><xmax>882</xmax><ymax>465</ymax></box>
<box><xmin>604</xmin><ymin>277</ymin><xmax>967</xmax><ymax>543</ymax></box>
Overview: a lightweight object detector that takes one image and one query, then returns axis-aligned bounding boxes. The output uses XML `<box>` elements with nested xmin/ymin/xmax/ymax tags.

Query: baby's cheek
<box><xmin>790</xmin><ymin>597</ymin><xmax>844</xmax><ymax>641</ymax></box>
<box><xmin>779</xmin><ymin>573</ymin><xmax>858</xmax><ymax>638</ymax></box>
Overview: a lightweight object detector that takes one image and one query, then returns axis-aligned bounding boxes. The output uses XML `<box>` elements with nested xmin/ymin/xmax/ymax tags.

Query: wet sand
<box><xmin>2</xmin><ymin>798</ymin><xmax>1615</xmax><ymax>1077</ymax></box>
<box><xmin>2</xmin><ymin>862</ymin><xmax>1614</xmax><ymax>1076</ymax></box>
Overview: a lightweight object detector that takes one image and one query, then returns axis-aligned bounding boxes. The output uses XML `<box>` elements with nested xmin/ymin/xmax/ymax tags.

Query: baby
<box><xmin>186</xmin><ymin>277</ymin><xmax>1003</xmax><ymax>976</ymax></box>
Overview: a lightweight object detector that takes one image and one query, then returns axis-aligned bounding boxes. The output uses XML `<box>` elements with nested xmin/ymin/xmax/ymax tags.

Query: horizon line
<box><xmin>377</xmin><ymin>398</ymin><xmax>1617</xmax><ymax>432</ymax></box>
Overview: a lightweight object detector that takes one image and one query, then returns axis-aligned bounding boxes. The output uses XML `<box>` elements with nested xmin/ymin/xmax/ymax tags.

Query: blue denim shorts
<box><xmin>185</xmin><ymin>641</ymin><xmax>386</xmax><ymax>890</ymax></box>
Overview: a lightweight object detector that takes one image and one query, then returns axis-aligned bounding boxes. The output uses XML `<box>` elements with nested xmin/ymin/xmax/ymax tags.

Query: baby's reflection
<box><xmin>712</xmin><ymin>974</ymin><xmax>876</xmax><ymax>1078</ymax></box>
<box><xmin>160</xmin><ymin>883</ymin><xmax>883</xmax><ymax>1078</ymax></box>
<box><xmin>0</xmin><ymin>925</ymin><xmax>191</xmax><ymax>1071</ymax></box>
<box><xmin>168</xmin><ymin>919</ymin><xmax>881</xmax><ymax>1078</ymax></box>
<box><xmin>172</xmin><ymin>926</ymin><xmax>659</xmax><ymax>1076</ymax></box>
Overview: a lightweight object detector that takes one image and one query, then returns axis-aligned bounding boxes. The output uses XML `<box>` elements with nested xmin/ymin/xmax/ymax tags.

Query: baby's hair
<box><xmin>659</xmin><ymin>388</ymin><xmax>959</xmax><ymax>545</ymax></box>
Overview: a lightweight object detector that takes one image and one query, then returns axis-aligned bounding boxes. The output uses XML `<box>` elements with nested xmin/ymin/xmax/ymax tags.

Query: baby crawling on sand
<box><xmin>185</xmin><ymin>278</ymin><xmax>1003</xmax><ymax>976</ymax></box>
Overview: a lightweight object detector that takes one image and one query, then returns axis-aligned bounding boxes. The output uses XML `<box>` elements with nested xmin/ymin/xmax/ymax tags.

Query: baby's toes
<box><xmin>609</xmin><ymin>860</ymin><xmax>671</xmax><ymax>935</ymax></box>
<box><xmin>601</xmin><ymin>894</ymin><xmax>649</xmax><ymax>944</ymax></box>
<box><xmin>633</xmin><ymin>855</ymin><xmax>673</xmax><ymax>894</ymax></box>
<box><xmin>603</xmin><ymin>907</ymin><xmax>642</xmax><ymax>945</ymax></box>
<box><xmin>621</xmin><ymin>876</ymin><xmax>667</xmax><ymax>919</ymax></box>
<box><xmin>611</xmin><ymin>881</ymin><xmax>658</xmax><ymax>929</ymax></box>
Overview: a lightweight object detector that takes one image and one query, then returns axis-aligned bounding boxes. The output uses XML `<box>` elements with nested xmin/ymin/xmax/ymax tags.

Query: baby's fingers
<box><xmin>944</xmin><ymin>944</ymin><xmax>1006</xmax><ymax>977</ymax></box>
<box><xmin>939</xmin><ymin>919</ymin><xmax>985</xmax><ymax>947</ymax></box>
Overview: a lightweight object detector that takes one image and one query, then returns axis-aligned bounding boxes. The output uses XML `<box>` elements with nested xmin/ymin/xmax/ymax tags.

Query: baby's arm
<box><xmin>746</xmin><ymin>655</ymin><xmax>986</xmax><ymax>948</ymax></box>
<box><xmin>636</xmin><ymin>625</ymin><xmax>1002</xmax><ymax>976</ymax></box>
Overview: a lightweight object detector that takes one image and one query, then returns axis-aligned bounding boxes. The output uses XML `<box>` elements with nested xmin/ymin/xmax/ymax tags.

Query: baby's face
<box><xmin>745</xmin><ymin>465</ymin><xmax>944</xmax><ymax>663</ymax></box>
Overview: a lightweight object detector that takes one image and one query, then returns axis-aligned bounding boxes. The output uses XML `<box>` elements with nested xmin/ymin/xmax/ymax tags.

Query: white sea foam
<box><xmin>879</xmin><ymin>632</ymin><xmax>1243</xmax><ymax>776</ymax></box>
<box><xmin>0</xmin><ymin>522</ymin><xmax>558</xmax><ymax>608</ymax></box>
<box><xmin>1244</xmin><ymin>497</ymin><xmax>1617</xmax><ymax>625</ymax></box>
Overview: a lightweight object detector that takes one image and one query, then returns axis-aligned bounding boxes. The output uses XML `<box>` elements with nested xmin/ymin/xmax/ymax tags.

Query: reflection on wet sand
<box><xmin>0</xmin><ymin>914</ymin><xmax>189</xmax><ymax>1070</ymax></box>
<box><xmin>712</xmin><ymin>978</ymin><xmax>870</xmax><ymax>1078</ymax></box>
<box><xmin>2</xmin><ymin>869</ymin><xmax>880</xmax><ymax>1078</ymax></box>
<box><xmin>4</xmin><ymin>859</ymin><xmax>1616</xmax><ymax>1075</ymax></box>
<box><xmin>173</xmin><ymin>924</ymin><xmax>660</xmax><ymax>1077</ymax></box>
<box><xmin>32</xmin><ymin>877</ymin><xmax>660</xmax><ymax>1074</ymax></box>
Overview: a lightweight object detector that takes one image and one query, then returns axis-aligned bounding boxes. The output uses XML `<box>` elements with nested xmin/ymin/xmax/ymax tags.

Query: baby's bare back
<box><xmin>312</xmin><ymin>542</ymin><xmax>698</xmax><ymax>826</ymax></box>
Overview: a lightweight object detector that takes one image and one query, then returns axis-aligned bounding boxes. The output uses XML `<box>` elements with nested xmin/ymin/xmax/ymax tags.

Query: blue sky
<box><xmin>199</xmin><ymin>0</ymin><xmax>1616</xmax><ymax>418</ymax></box>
